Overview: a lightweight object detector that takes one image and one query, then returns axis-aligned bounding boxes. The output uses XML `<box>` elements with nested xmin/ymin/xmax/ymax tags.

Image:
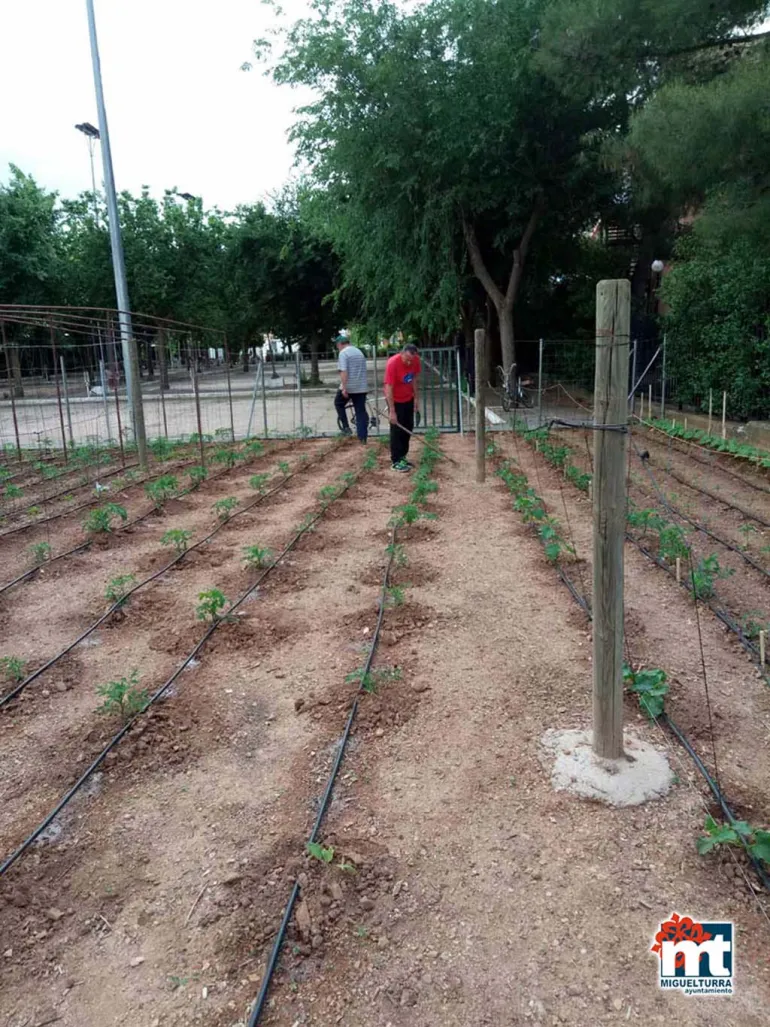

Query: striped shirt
<box><xmin>337</xmin><ymin>344</ymin><xmax>368</xmax><ymax>393</ymax></box>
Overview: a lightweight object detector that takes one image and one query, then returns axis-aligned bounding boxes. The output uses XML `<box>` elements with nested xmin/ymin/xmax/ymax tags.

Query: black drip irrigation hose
<box><xmin>0</xmin><ymin>449</ymin><xmax>368</xmax><ymax>877</ymax></box>
<box><xmin>0</xmin><ymin>438</ymin><xmax>298</xmax><ymax>599</ymax></box>
<box><xmin>504</xmin><ymin>439</ymin><xmax>770</xmax><ymax>894</ymax></box>
<box><xmin>631</xmin><ymin>444</ymin><xmax>770</xmax><ymax>582</ymax></box>
<box><xmin>629</xmin><ymin>536</ymin><xmax>770</xmax><ymax>686</ymax></box>
<box><xmin>0</xmin><ymin>443</ymin><xmax>334</xmax><ymax>709</ymax></box>
<box><xmin>247</xmin><ymin>528</ymin><xmax>396</xmax><ymax>1027</ymax></box>
<box><xmin>640</xmin><ymin>423</ymin><xmax>770</xmax><ymax>497</ymax></box>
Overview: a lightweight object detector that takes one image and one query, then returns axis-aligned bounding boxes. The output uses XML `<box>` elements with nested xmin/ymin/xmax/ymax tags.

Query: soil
<box><xmin>1</xmin><ymin>433</ymin><xmax>769</xmax><ymax>1027</ymax></box>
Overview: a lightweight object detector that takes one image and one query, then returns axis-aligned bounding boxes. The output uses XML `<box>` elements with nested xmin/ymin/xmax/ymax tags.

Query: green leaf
<box><xmin>306</xmin><ymin>841</ymin><xmax>334</xmax><ymax>863</ymax></box>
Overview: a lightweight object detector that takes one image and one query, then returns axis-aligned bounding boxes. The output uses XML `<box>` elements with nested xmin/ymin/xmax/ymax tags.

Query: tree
<box><xmin>270</xmin><ymin>0</ymin><xmax>616</xmax><ymax>370</ymax></box>
<box><xmin>0</xmin><ymin>166</ymin><xmax>61</xmax><ymax>395</ymax></box>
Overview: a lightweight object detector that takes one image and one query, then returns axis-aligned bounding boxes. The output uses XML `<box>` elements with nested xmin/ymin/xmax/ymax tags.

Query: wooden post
<box><xmin>759</xmin><ymin>630</ymin><xmax>766</xmax><ymax>668</ymax></box>
<box><xmin>676</xmin><ymin>557</ymin><xmax>682</xmax><ymax>584</ymax></box>
<box><xmin>708</xmin><ymin>389</ymin><xmax>713</xmax><ymax>436</ymax></box>
<box><xmin>659</xmin><ymin>333</ymin><xmax>666</xmax><ymax>419</ymax></box>
<box><xmin>721</xmin><ymin>391</ymin><xmax>727</xmax><ymax>439</ymax></box>
<box><xmin>537</xmin><ymin>338</ymin><xmax>544</xmax><ymax>428</ymax></box>
<box><xmin>593</xmin><ymin>280</ymin><xmax>630</xmax><ymax>760</ymax></box>
<box><xmin>474</xmin><ymin>328</ymin><xmax>486</xmax><ymax>482</ymax></box>
<box><xmin>223</xmin><ymin>334</ymin><xmax>236</xmax><ymax>443</ymax></box>
<box><xmin>59</xmin><ymin>356</ymin><xmax>75</xmax><ymax>446</ymax></box>
<box><xmin>647</xmin><ymin>384</ymin><xmax>652</xmax><ymax>422</ymax></box>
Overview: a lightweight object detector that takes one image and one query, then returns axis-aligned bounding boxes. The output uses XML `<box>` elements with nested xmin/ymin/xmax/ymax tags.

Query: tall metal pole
<box><xmin>88</xmin><ymin>136</ymin><xmax>99</xmax><ymax>225</ymax></box>
<box><xmin>85</xmin><ymin>0</ymin><xmax>147</xmax><ymax>470</ymax></box>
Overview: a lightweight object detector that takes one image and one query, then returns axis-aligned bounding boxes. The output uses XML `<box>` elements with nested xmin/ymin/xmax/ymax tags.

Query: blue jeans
<box><xmin>334</xmin><ymin>390</ymin><xmax>368</xmax><ymax>442</ymax></box>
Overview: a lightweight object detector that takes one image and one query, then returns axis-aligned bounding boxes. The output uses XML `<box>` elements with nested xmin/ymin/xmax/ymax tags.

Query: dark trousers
<box><xmin>334</xmin><ymin>390</ymin><xmax>368</xmax><ymax>442</ymax></box>
<box><xmin>390</xmin><ymin>400</ymin><xmax>414</xmax><ymax>464</ymax></box>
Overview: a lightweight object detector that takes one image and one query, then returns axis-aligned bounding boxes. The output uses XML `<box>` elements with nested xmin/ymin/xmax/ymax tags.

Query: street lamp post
<box><xmin>84</xmin><ymin>0</ymin><xmax>147</xmax><ymax>469</ymax></box>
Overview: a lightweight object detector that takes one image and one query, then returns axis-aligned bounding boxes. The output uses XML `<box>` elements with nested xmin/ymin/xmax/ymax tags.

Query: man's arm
<box><xmin>339</xmin><ymin>368</ymin><xmax>349</xmax><ymax>395</ymax></box>
<box><xmin>385</xmin><ymin>383</ymin><xmax>397</xmax><ymax>423</ymax></box>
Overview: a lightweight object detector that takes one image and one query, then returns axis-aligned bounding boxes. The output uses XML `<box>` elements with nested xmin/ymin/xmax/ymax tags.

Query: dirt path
<box><xmin>254</xmin><ymin>434</ymin><xmax>770</xmax><ymax>1027</ymax></box>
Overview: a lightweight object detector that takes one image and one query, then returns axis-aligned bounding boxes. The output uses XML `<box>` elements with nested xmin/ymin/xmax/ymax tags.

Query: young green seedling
<box><xmin>242</xmin><ymin>545</ymin><xmax>274</xmax><ymax>570</ymax></box>
<box><xmin>105</xmin><ymin>573</ymin><xmax>137</xmax><ymax>608</ymax></box>
<box><xmin>213</xmin><ymin>496</ymin><xmax>239</xmax><ymax>522</ymax></box>
<box><xmin>28</xmin><ymin>541</ymin><xmax>52</xmax><ymax>566</ymax></box>
<box><xmin>623</xmin><ymin>664</ymin><xmax>669</xmax><ymax>719</ymax></box>
<box><xmin>196</xmin><ymin>588</ymin><xmax>230</xmax><ymax>623</ymax></box>
<box><xmin>249</xmin><ymin>473</ymin><xmax>271</xmax><ymax>494</ymax></box>
<box><xmin>189</xmin><ymin>465</ymin><xmax>208</xmax><ymax>486</ymax></box>
<box><xmin>385</xmin><ymin>584</ymin><xmax>406</xmax><ymax>607</ymax></box>
<box><xmin>0</xmin><ymin>656</ymin><xmax>26</xmax><ymax>683</ymax></box>
<box><xmin>306</xmin><ymin>841</ymin><xmax>335</xmax><ymax>864</ymax></box>
<box><xmin>84</xmin><ymin>502</ymin><xmax>128</xmax><ymax>534</ymax></box>
<box><xmin>145</xmin><ymin>475</ymin><xmax>179</xmax><ymax>510</ymax></box>
<box><xmin>96</xmin><ymin>669</ymin><xmax>148</xmax><ymax>722</ymax></box>
<box><xmin>697</xmin><ymin>816</ymin><xmax>770</xmax><ymax>865</ymax></box>
<box><xmin>161</xmin><ymin>527</ymin><xmax>193</xmax><ymax>554</ymax></box>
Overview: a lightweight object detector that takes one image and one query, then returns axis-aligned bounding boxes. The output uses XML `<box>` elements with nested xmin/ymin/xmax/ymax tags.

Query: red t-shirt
<box><xmin>384</xmin><ymin>353</ymin><xmax>421</xmax><ymax>403</ymax></box>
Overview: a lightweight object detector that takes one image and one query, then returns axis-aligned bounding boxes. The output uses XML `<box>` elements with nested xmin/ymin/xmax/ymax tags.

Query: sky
<box><xmin>0</xmin><ymin>0</ymin><xmax>310</xmax><ymax>210</ymax></box>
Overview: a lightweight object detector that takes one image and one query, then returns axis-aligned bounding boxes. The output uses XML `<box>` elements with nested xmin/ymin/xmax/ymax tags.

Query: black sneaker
<box><xmin>391</xmin><ymin>460</ymin><xmax>411</xmax><ymax>472</ymax></box>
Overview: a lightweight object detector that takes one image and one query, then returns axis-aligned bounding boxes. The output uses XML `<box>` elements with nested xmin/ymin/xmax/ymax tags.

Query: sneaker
<box><xmin>340</xmin><ymin>428</ymin><xmax>353</xmax><ymax>437</ymax></box>
<box><xmin>391</xmin><ymin>459</ymin><xmax>411</xmax><ymax>472</ymax></box>
<box><xmin>405</xmin><ymin>460</ymin><xmax>415</xmax><ymax>468</ymax></box>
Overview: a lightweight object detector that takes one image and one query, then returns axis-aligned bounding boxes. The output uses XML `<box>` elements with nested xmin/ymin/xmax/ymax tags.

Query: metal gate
<box><xmin>417</xmin><ymin>348</ymin><xmax>461</xmax><ymax>431</ymax></box>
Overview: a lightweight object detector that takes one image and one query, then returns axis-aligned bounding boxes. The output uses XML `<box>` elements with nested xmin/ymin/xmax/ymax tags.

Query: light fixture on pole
<box><xmin>74</xmin><ymin>121</ymin><xmax>101</xmax><ymax>225</ymax></box>
<box><xmin>84</xmin><ymin>0</ymin><xmax>147</xmax><ymax>469</ymax></box>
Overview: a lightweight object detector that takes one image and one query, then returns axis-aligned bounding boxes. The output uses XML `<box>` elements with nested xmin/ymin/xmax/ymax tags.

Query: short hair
<box><xmin>403</xmin><ymin>343</ymin><xmax>419</xmax><ymax>355</ymax></box>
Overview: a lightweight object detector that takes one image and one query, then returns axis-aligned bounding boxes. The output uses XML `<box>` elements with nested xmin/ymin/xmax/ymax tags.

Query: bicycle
<box><xmin>495</xmin><ymin>364</ymin><xmax>534</xmax><ymax>412</ymax></box>
<box><xmin>336</xmin><ymin>393</ymin><xmax>381</xmax><ymax>434</ymax></box>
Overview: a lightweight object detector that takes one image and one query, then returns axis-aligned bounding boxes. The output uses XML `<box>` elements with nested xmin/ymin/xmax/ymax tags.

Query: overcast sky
<box><xmin>0</xmin><ymin>0</ymin><xmax>308</xmax><ymax>210</ymax></box>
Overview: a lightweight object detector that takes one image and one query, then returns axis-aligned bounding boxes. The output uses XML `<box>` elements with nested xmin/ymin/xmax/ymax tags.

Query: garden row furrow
<box><xmin>0</xmin><ymin>440</ymin><xmax>341</xmax><ymax>709</ymax></box>
<box><xmin>505</xmin><ymin>433</ymin><xmax>770</xmax><ymax>829</ymax></box>
<box><xmin>0</xmin><ymin>436</ymin><xmax>299</xmax><ymax>589</ymax></box>
<box><xmin>0</xmin><ymin>441</ymin><xmax>380</xmax><ymax>871</ymax></box>
<box><xmin>488</xmin><ymin>438</ymin><xmax>770</xmax><ymax>894</ymax></box>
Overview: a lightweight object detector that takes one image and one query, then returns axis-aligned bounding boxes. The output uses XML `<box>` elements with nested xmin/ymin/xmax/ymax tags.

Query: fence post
<box><xmin>296</xmin><ymin>348</ymin><xmax>305</xmax><ymax>433</ymax></box>
<box><xmin>223</xmin><ymin>334</ymin><xmax>236</xmax><ymax>443</ymax></box>
<box><xmin>474</xmin><ymin>328</ymin><xmax>486</xmax><ymax>483</ymax></box>
<box><xmin>456</xmin><ymin>346</ymin><xmax>464</xmax><ymax>436</ymax></box>
<box><xmin>112</xmin><ymin>365</ymin><xmax>126</xmax><ymax>467</ymax></box>
<box><xmin>246</xmin><ymin>359</ymin><xmax>260</xmax><ymax>438</ymax></box>
<box><xmin>49</xmin><ymin>323</ymin><xmax>69</xmax><ymax>462</ymax></box>
<box><xmin>373</xmin><ymin>339</ymin><xmax>380</xmax><ymax>437</ymax></box>
<box><xmin>537</xmin><ymin>337</ymin><xmax>544</xmax><ymax>428</ymax></box>
<box><xmin>647</xmin><ymin>384</ymin><xmax>652</xmax><ymax>423</ymax></box>
<box><xmin>593</xmin><ymin>280</ymin><xmax>630</xmax><ymax>760</ymax></box>
<box><xmin>659</xmin><ymin>333</ymin><xmax>667</xmax><ymax>419</ymax></box>
<box><xmin>261</xmin><ymin>356</ymin><xmax>269</xmax><ymax>437</ymax></box>
<box><xmin>630</xmin><ymin>339</ymin><xmax>637</xmax><ymax>418</ymax></box>
<box><xmin>1</xmin><ymin>321</ymin><xmax>23</xmax><ymax>463</ymax></box>
<box><xmin>59</xmin><ymin>356</ymin><xmax>75</xmax><ymax>447</ymax></box>
<box><xmin>721</xmin><ymin>391</ymin><xmax>727</xmax><ymax>439</ymax></box>
<box><xmin>99</xmin><ymin>359</ymin><xmax>113</xmax><ymax>444</ymax></box>
<box><xmin>192</xmin><ymin>358</ymin><xmax>205</xmax><ymax>468</ymax></box>
<box><xmin>708</xmin><ymin>389</ymin><xmax>713</xmax><ymax>436</ymax></box>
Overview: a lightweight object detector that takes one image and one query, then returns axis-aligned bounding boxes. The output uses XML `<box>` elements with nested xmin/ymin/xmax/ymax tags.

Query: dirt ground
<box><xmin>1</xmin><ymin>432</ymin><xmax>769</xmax><ymax>1027</ymax></box>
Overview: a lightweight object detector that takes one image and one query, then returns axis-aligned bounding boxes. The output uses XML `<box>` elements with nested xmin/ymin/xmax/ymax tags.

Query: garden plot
<box><xmin>2</xmin><ymin>432</ymin><xmax>770</xmax><ymax>1027</ymax></box>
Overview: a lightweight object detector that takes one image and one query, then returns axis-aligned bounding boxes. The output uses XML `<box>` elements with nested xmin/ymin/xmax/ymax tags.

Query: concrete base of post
<box><xmin>265</xmin><ymin>376</ymin><xmax>286</xmax><ymax>390</ymax></box>
<box><xmin>540</xmin><ymin>728</ymin><xmax>673</xmax><ymax>807</ymax></box>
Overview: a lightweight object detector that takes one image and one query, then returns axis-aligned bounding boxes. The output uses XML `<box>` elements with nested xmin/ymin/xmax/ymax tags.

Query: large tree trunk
<box><xmin>157</xmin><ymin>330</ymin><xmax>169</xmax><ymax>391</ymax></box>
<box><xmin>463</xmin><ymin>199</ymin><xmax>544</xmax><ymax>375</ymax></box>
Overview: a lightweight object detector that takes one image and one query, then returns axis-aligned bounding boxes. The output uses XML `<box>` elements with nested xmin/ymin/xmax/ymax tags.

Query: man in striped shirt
<box><xmin>334</xmin><ymin>333</ymin><xmax>369</xmax><ymax>443</ymax></box>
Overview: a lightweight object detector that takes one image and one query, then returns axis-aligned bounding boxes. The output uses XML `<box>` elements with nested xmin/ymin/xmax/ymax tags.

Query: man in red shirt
<box><xmin>383</xmin><ymin>344</ymin><xmax>421</xmax><ymax>471</ymax></box>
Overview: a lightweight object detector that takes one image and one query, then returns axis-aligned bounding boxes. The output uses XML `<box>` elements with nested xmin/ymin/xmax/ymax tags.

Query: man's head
<box><xmin>335</xmin><ymin>332</ymin><xmax>349</xmax><ymax>349</ymax></box>
<box><xmin>401</xmin><ymin>343</ymin><xmax>418</xmax><ymax>366</ymax></box>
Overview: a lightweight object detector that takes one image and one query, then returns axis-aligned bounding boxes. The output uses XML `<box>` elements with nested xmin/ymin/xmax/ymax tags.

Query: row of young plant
<box><xmin>16</xmin><ymin>439</ymin><xmax>285</xmax><ymax>571</ymax></box>
<box><xmin>644</xmin><ymin>417</ymin><xmax>770</xmax><ymax>469</ymax></box>
<box><xmin>513</xmin><ymin>425</ymin><xmax>770</xmax><ymax>878</ymax></box>
<box><xmin>306</xmin><ymin>434</ymin><xmax>441</xmax><ymax>865</ymax></box>
<box><xmin>0</xmin><ymin>429</ymin><xmax>260</xmax><ymax>527</ymax></box>
<box><xmin>486</xmin><ymin>437</ymin><xmax>575</xmax><ymax>565</ymax></box>
<box><xmin>0</xmin><ymin>446</ymin><xmax>344</xmax><ymax>701</ymax></box>
<box><xmin>1</xmin><ymin>447</ymin><xmax>383</xmax><ymax>875</ymax></box>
